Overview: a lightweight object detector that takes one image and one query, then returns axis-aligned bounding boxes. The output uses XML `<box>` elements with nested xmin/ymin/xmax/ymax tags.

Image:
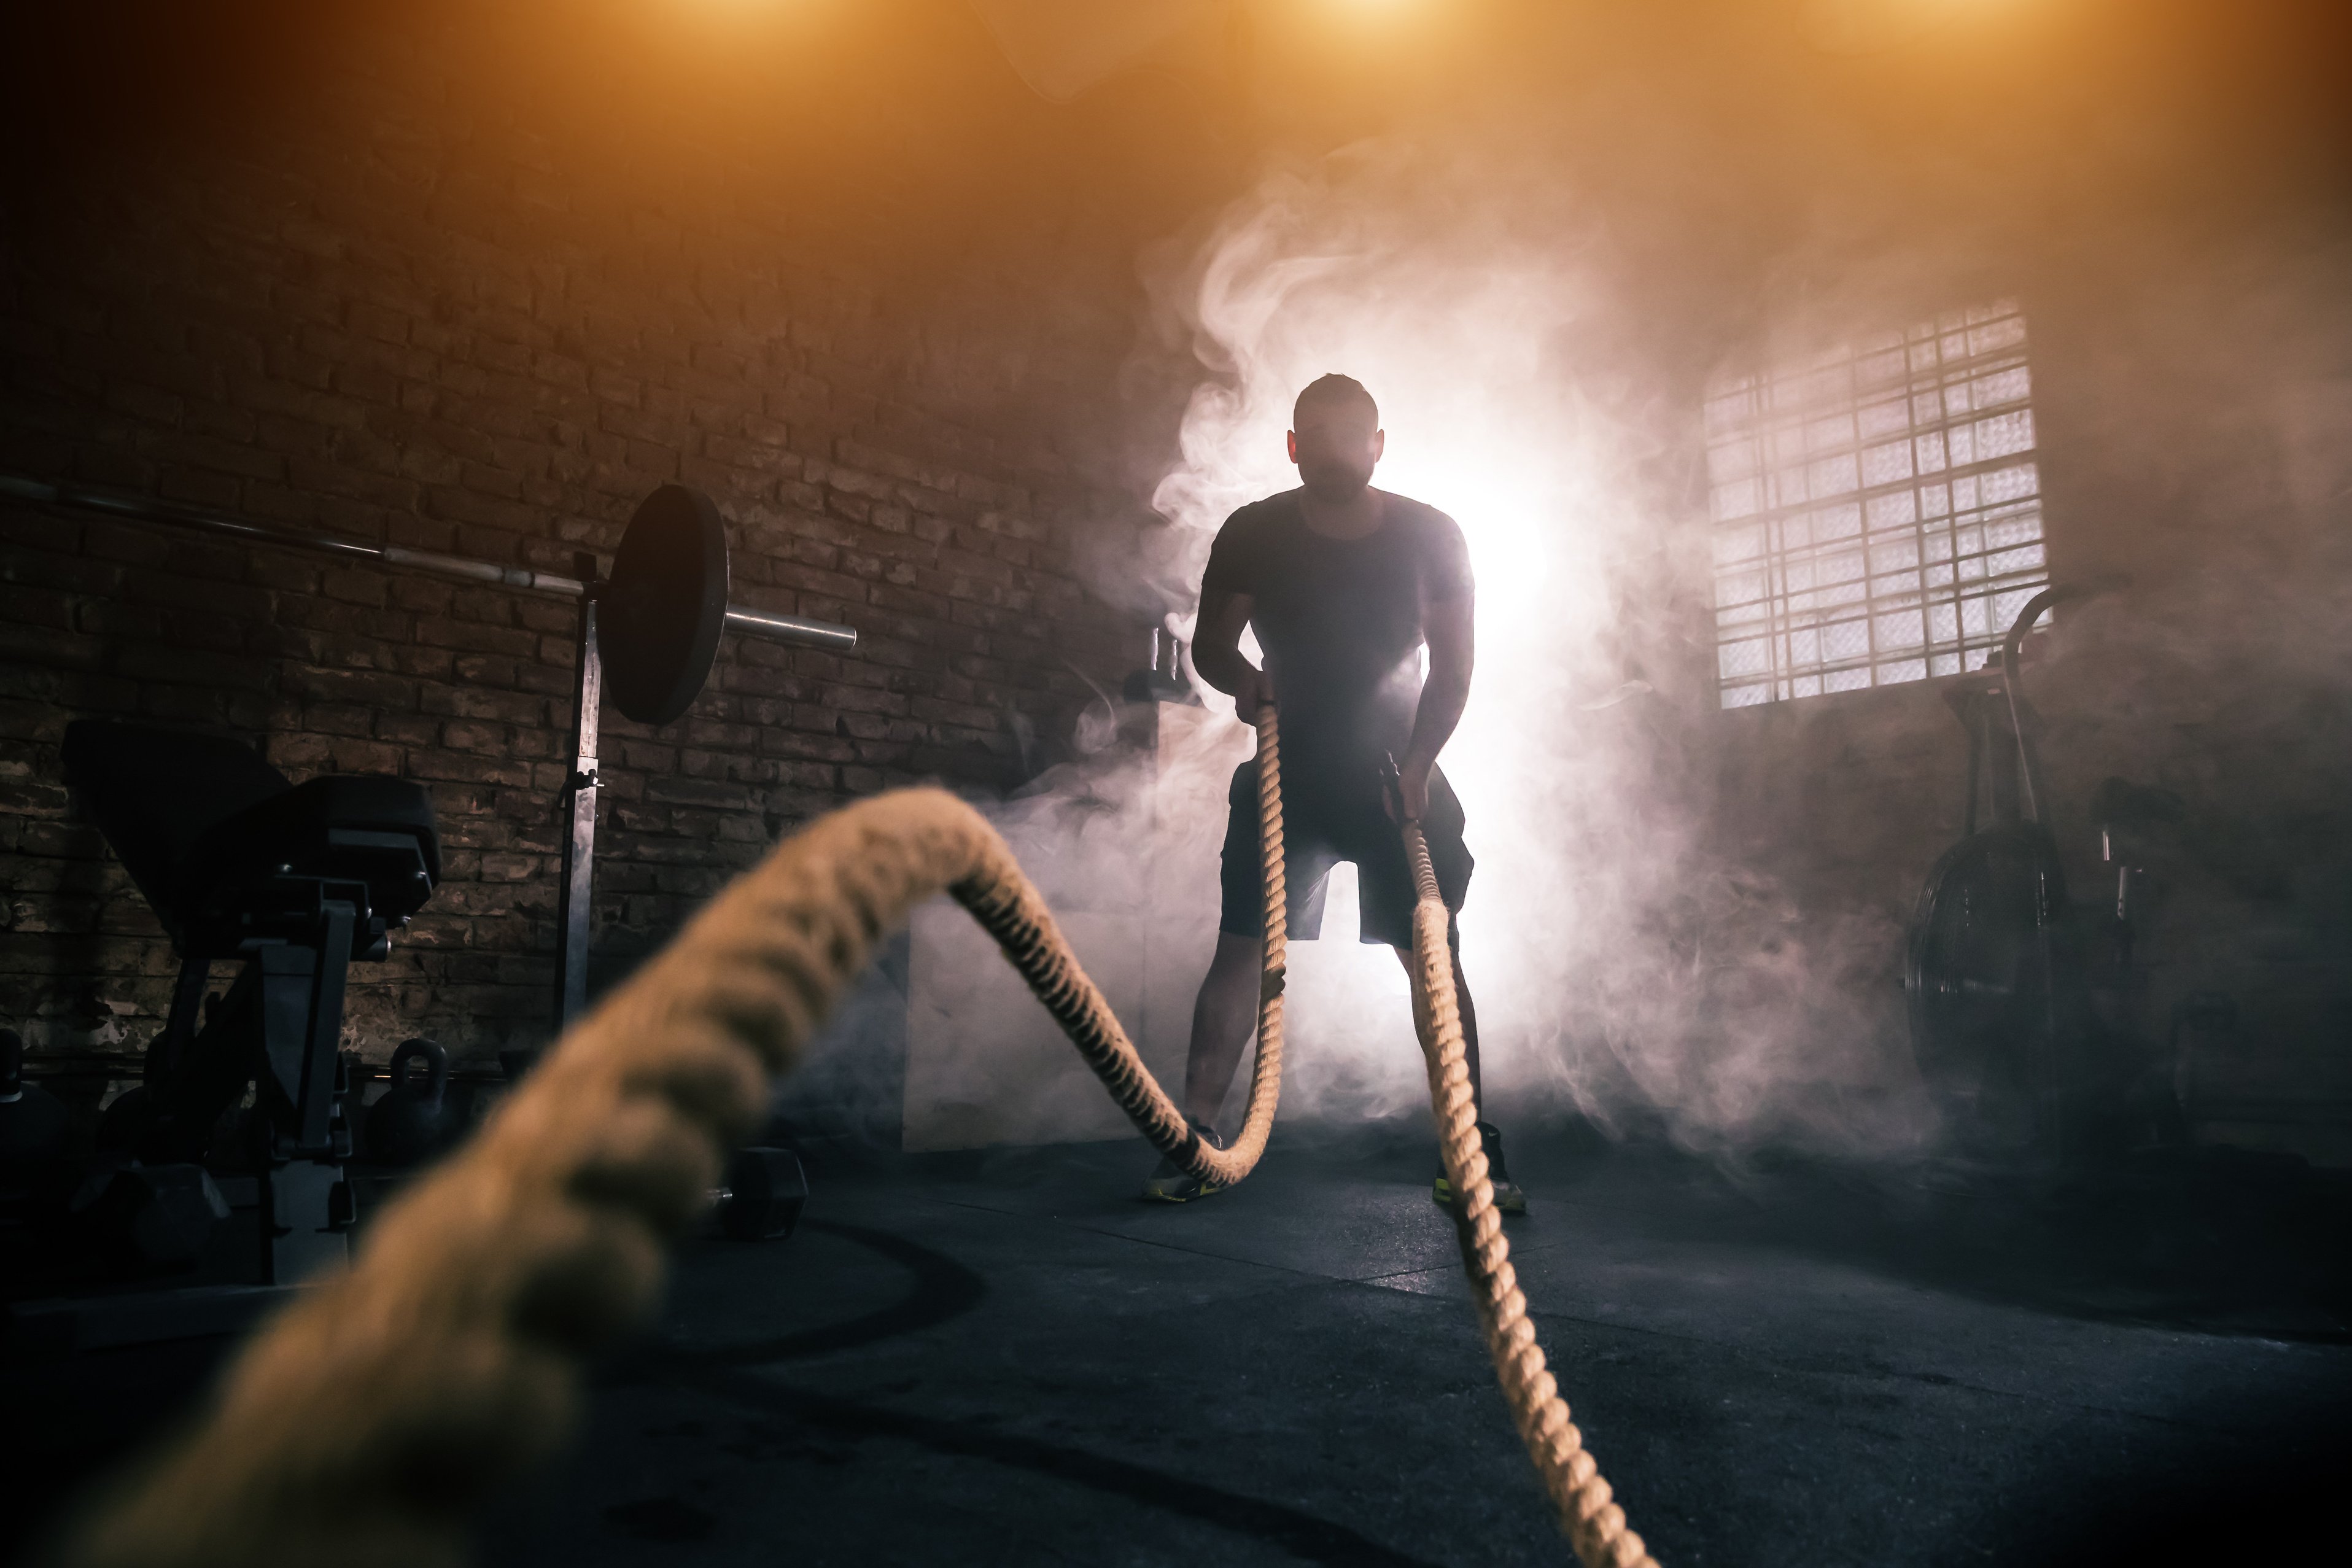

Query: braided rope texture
<box><xmin>951</xmin><ymin>712</ymin><xmax>1286</xmax><ymax>1191</ymax></box>
<box><xmin>57</xmin><ymin>711</ymin><xmax>1647</xmax><ymax>1567</ymax></box>
<box><xmin>1403</xmin><ymin>822</ymin><xmax>1656</xmax><ymax>1568</ymax></box>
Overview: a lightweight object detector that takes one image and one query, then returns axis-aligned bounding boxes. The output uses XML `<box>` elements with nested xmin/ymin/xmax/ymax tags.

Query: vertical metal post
<box><xmin>554</xmin><ymin>567</ymin><xmax>602</xmax><ymax>1030</ymax></box>
<box><xmin>149</xmin><ymin>957</ymin><xmax>209</xmax><ymax>1089</ymax></box>
<box><xmin>298</xmin><ymin>903</ymin><xmax>354</xmax><ymax>1151</ymax></box>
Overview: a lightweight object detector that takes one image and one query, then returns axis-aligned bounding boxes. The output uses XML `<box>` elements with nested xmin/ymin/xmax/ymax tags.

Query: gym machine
<box><xmin>1</xmin><ymin>473</ymin><xmax>855</xmax><ymax>1029</ymax></box>
<box><xmin>63</xmin><ymin>718</ymin><xmax>437</xmax><ymax>1283</ymax></box>
<box><xmin>1904</xmin><ymin>581</ymin><xmax>2189</xmax><ymax>1165</ymax></box>
<box><xmin>1</xmin><ymin>475</ymin><xmax>844</xmax><ymax>1305</ymax></box>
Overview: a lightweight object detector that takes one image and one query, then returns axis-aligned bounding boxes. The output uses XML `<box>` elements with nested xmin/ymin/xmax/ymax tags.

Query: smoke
<box><xmin>844</xmin><ymin>8</ymin><xmax>2352</xmax><ymax>1163</ymax></box>
<box><xmin>1113</xmin><ymin>139</ymin><xmax>1933</xmax><ymax>1157</ymax></box>
<box><xmin>876</xmin><ymin>133</ymin><xmax>1938</xmax><ymax>1157</ymax></box>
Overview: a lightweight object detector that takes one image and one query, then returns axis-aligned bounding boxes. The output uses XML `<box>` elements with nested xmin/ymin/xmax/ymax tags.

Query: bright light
<box><xmin>1149</xmin><ymin>148</ymin><xmax>1944</xmax><ymax>1154</ymax></box>
<box><xmin>1151</xmin><ymin>159</ymin><xmax>1645</xmax><ymax>1123</ymax></box>
<box><xmin>1800</xmin><ymin>0</ymin><xmax>2040</xmax><ymax>55</ymax></box>
<box><xmin>1143</xmin><ymin>149</ymin><xmax>1934</xmax><ymax>1152</ymax></box>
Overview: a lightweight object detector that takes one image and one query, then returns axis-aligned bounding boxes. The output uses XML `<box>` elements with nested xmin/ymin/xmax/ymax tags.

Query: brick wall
<box><xmin>0</xmin><ymin>7</ymin><xmax>1162</xmax><ymax>1090</ymax></box>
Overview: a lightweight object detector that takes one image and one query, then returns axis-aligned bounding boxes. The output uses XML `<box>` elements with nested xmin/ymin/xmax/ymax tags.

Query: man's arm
<box><xmin>1192</xmin><ymin>587</ymin><xmax>1270</xmax><ymax>716</ymax></box>
<box><xmin>1394</xmin><ymin>590</ymin><xmax>1473</xmax><ymax>820</ymax></box>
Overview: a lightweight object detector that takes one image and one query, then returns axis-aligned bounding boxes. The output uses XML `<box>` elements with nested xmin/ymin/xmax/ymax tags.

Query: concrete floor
<box><xmin>10</xmin><ymin>1127</ymin><xmax>2350</xmax><ymax>1567</ymax></box>
<box><xmin>489</xmin><ymin>1127</ymin><xmax>2348</xmax><ymax>1567</ymax></box>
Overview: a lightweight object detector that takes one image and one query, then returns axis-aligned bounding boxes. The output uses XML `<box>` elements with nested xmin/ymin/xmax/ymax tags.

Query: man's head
<box><xmin>1287</xmin><ymin>374</ymin><xmax>1383</xmax><ymax>503</ymax></box>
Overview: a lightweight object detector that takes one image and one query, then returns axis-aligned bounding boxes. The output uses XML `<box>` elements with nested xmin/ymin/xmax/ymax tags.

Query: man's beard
<box><xmin>1298</xmin><ymin>459</ymin><xmax>1374</xmax><ymax>502</ymax></box>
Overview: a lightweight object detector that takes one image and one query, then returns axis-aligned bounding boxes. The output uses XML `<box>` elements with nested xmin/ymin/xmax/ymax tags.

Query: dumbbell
<box><xmin>711</xmin><ymin>1146</ymin><xmax>806</xmax><ymax>1242</ymax></box>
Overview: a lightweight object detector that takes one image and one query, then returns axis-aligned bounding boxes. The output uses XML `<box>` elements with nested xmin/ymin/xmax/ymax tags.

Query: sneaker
<box><xmin>1433</xmin><ymin>1122</ymin><xmax>1527</xmax><ymax>1215</ymax></box>
<box><xmin>1141</xmin><ymin>1119</ymin><xmax>1227</xmax><ymax>1203</ymax></box>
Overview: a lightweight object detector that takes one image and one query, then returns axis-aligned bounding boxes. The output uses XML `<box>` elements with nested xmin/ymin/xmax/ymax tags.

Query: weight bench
<box><xmin>61</xmin><ymin>721</ymin><xmax>439</xmax><ymax>1282</ymax></box>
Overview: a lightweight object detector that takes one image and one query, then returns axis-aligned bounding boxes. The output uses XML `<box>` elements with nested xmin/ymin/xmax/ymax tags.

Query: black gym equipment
<box><xmin>47</xmin><ymin>1155</ymin><xmax>231</xmax><ymax>1271</ymax></box>
<box><xmin>1122</xmin><ymin>626</ymin><xmax>1198</xmax><ymax>704</ymax></box>
<box><xmin>0</xmin><ymin>1029</ymin><xmax>70</xmax><ymax>1182</ymax></box>
<box><xmin>1905</xmin><ymin>581</ymin><xmax>2185</xmax><ymax>1164</ymax></box>
<box><xmin>361</xmin><ymin>1039</ymin><xmax>464</xmax><ymax>1168</ymax></box>
<box><xmin>713</xmin><ymin>1146</ymin><xmax>809</xmax><ymax>1242</ymax></box>
<box><xmin>2</xmin><ymin>473</ymin><xmax>858</xmax><ymax>1293</ymax></box>
<box><xmin>63</xmin><ymin>718</ymin><xmax>437</xmax><ymax>1282</ymax></box>
<box><xmin>600</xmin><ymin>484</ymin><xmax>733</xmax><ymax>727</ymax></box>
<box><xmin>0</xmin><ymin>472</ymin><xmax>856</xmax><ymax>1029</ymax></box>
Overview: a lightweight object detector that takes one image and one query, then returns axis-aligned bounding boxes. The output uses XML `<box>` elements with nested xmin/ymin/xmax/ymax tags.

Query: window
<box><xmin>1706</xmin><ymin>300</ymin><xmax>2048</xmax><ymax>709</ymax></box>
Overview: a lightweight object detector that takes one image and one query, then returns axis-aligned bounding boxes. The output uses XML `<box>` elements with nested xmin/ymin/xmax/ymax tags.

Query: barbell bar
<box><xmin>0</xmin><ymin>473</ymin><xmax>858</xmax><ymax>654</ymax></box>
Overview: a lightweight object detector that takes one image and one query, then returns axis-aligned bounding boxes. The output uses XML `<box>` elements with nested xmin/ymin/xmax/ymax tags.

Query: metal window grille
<box><xmin>1706</xmin><ymin>300</ymin><xmax>2049</xmax><ymax>709</ymax></box>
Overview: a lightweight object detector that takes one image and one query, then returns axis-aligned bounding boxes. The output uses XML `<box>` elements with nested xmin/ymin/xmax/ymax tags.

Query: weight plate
<box><xmin>720</xmin><ymin>1146</ymin><xmax>807</xmax><ymax>1242</ymax></box>
<box><xmin>603</xmin><ymin>485</ymin><xmax>730</xmax><ymax>726</ymax></box>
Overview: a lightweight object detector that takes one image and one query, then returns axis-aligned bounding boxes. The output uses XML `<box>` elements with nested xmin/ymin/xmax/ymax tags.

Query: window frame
<box><xmin>1706</xmin><ymin>300</ymin><xmax>2051</xmax><ymax>709</ymax></box>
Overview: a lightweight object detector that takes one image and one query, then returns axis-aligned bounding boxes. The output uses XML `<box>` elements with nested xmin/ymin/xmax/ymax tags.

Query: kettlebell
<box><xmin>1</xmin><ymin>1028</ymin><xmax>71</xmax><ymax>1182</ymax></box>
<box><xmin>363</xmin><ymin>1038</ymin><xmax>457</xmax><ymax>1166</ymax></box>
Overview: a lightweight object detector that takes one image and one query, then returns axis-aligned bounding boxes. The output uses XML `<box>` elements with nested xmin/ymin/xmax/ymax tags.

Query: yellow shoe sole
<box><xmin>1432</xmin><ymin>1177</ymin><xmax>1527</xmax><ymax>1215</ymax></box>
<box><xmin>1141</xmin><ymin>1178</ymin><xmax>1223</xmax><ymax>1204</ymax></box>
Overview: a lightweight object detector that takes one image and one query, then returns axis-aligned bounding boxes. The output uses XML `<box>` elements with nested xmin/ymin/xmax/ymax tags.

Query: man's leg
<box><xmin>1392</xmin><ymin>936</ymin><xmax>1482</xmax><ymax>1111</ymax></box>
<box><xmin>1397</xmin><ymin>934</ymin><xmax>1524</xmax><ymax>1213</ymax></box>
<box><xmin>1183</xmin><ymin>930</ymin><xmax>1265</xmax><ymax>1127</ymax></box>
<box><xmin>1141</xmin><ymin>930</ymin><xmax>1264</xmax><ymax>1202</ymax></box>
<box><xmin>1144</xmin><ymin>761</ymin><xmax>1327</xmax><ymax>1201</ymax></box>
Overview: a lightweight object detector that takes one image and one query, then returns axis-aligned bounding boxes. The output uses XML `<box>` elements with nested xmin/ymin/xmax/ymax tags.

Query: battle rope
<box><xmin>58</xmin><ymin>709</ymin><xmax>1650</xmax><ymax>1568</ymax></box>
<box><xmin>1403</xmin><ymin>817</ymin><xmax>1652</xmax><ymax>1567</ymax></box>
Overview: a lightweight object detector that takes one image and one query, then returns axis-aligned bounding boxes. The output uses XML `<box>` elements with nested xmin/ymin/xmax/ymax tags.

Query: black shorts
<box><xmin>1218</xmin><ymin>758</ymin><xmax>1473</xmax><ymax>949</ymax></box>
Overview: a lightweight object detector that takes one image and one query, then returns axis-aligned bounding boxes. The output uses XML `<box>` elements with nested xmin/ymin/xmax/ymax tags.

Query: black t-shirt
<box><xmin>1199</xmin><ymin>488</ymin><xmax>1472</xmax><ymax>786</ymax></box>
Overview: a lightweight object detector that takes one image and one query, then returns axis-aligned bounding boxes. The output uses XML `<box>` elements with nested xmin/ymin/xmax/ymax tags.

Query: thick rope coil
<box><xmin>56</xmin><ymin>708</ymin><xmax>1648</xmax><ymax>1568</ymax></box>
<box><xmin>948</xmin><ymin>707</ymin><xmax>1284</xmax><ymax>1190</ymax></box>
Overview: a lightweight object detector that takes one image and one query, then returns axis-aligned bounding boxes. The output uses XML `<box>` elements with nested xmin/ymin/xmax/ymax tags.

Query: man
<box><xmin>1143</xmin><ymin>373</ymin><xmax>1525</xmax><ymax>1213</ymax></box>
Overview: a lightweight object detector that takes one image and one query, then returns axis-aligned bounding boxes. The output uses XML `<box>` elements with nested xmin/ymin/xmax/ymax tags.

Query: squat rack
<box><xmin>0</xmin><ymin>472</ymin><xmax>858</xmax><ymax>1031</ymax></box>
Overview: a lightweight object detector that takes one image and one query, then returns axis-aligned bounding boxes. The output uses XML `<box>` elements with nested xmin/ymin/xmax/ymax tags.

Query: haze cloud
<box><xmin>1100</xmin><ymin>136</ymin><xmax>1932</xmax><ymax>1157</ymax></box>
<box><xmin>890</xmin><ymin>9</ymin><xmax>2352</xmax><ymax>1162</ymax></box>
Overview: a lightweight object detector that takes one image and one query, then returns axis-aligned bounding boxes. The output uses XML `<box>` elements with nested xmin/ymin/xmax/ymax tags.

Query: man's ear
<box><xmin>1372</xmin><ymin>429</ymin><xmax>1386</xmax><ymax>461</ymax></box>
<box><xmin>1286</xmin><ymin>429</ymin><xmax>1299</xmax><ymax>463</ymax></box>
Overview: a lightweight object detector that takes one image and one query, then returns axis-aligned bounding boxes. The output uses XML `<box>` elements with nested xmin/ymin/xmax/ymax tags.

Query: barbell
<box><xmin>0</xmin><ymin>473</ymin><xmax>854</xmax><ymax>725</ymax></box>
<box><xmin>0</xmin><ymin>471</ymin><xmax>859</xmax><ymax>1026</ymax></box>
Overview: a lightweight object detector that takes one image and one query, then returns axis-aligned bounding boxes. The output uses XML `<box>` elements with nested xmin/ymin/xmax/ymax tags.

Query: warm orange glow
<box><xmin>1802</xmin><ymin>0</ymin><xmax>2047</xmax><ymax>55</ymax></box>
<box><xmin>1311</xmin><ymin>0</ymin><xmax>1437</xmax><ymax>29</ymax></box>
<box><xmin>661</xmin><ymin>0</ymin><xmax>844</xmax><ymax>39</ymax></box>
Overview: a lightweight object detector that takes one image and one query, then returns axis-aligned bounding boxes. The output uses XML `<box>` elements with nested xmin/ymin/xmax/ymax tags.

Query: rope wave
<box><xmin>61</xmin><ymin>709</ymin><xmax>1652</xmax><ymax>1568</ymax></box>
